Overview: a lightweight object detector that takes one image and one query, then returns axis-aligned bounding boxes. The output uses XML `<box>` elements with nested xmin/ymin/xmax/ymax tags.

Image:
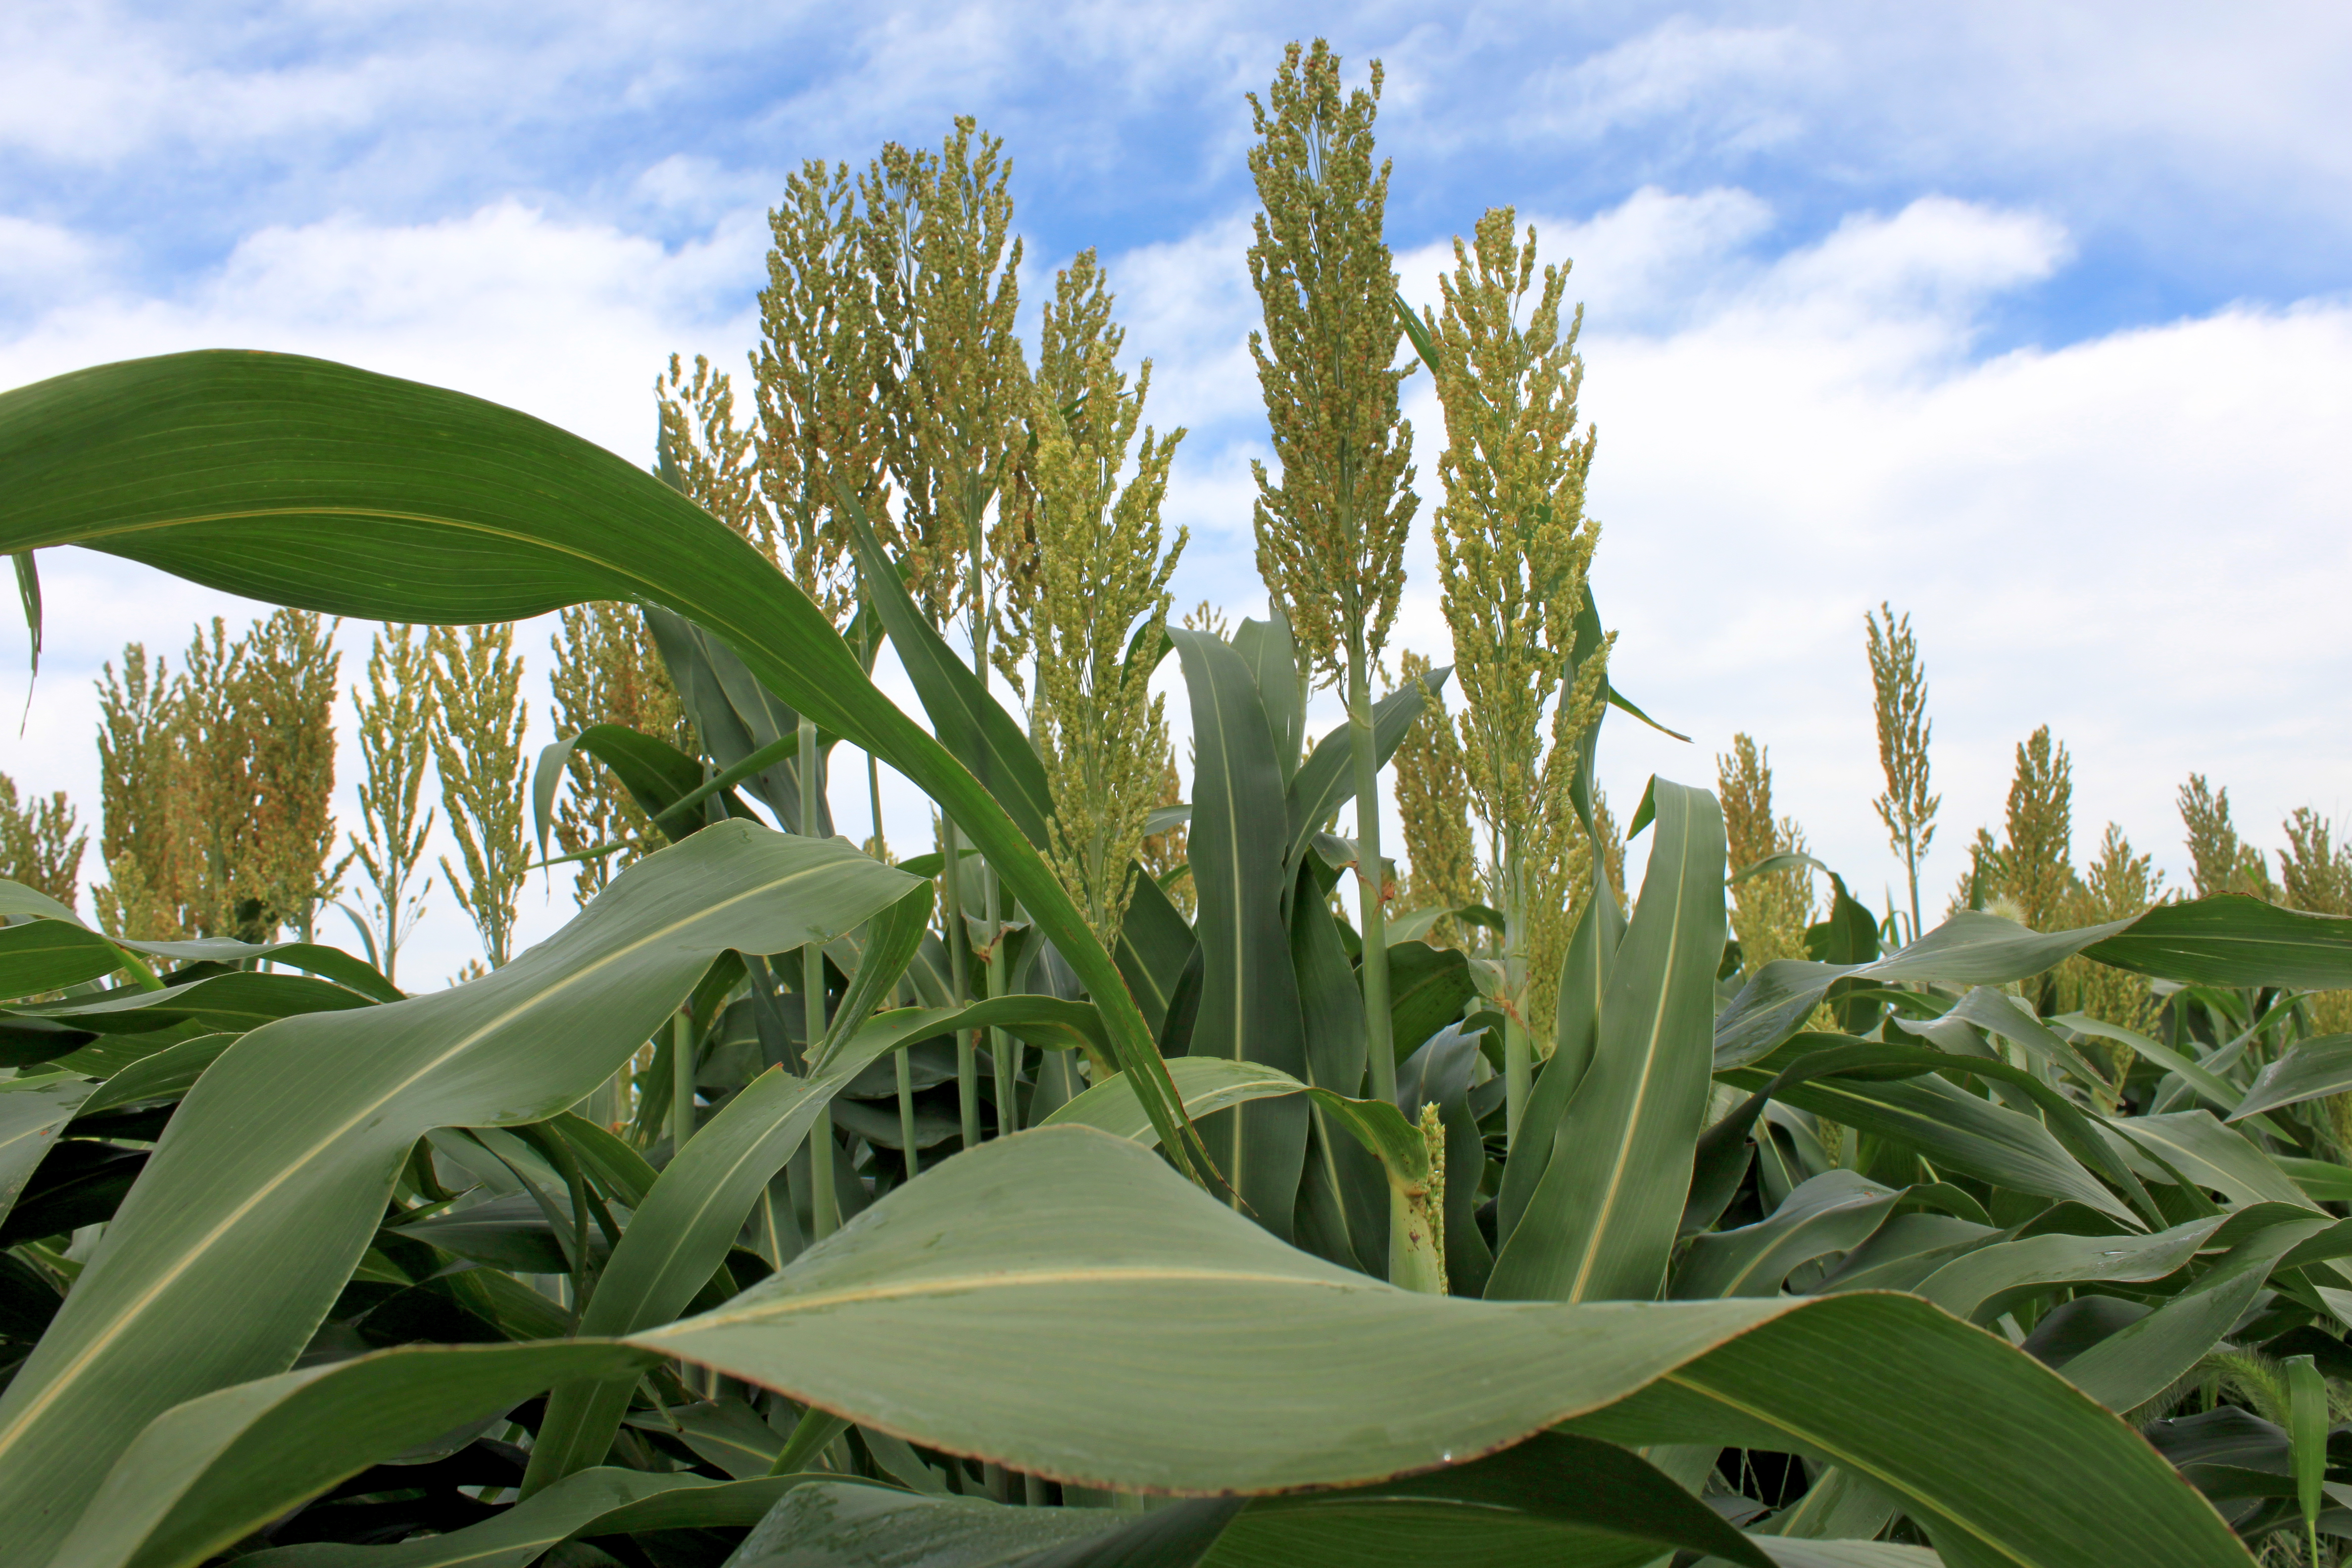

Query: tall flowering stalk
<box><xmin>427</xmin><ymin>623</ymin><xmax>530</xmax><ymax>972</ymax></box>
<box><xmin>1866</xmin><ymin>603</ymin><xmax>1938</xmax><ymax>944</ymax></box>
<box><xmin>1426</xmin><ymin>207</ymin><xmax>1610</xmax><ymax>1144</ymax></box>
<box><xmin>1022</xmin><ymin>255</ymin><xmax>1186</xmax><ymax>954</ymax></box>
<box><xmin>348</xmin><ymin>624</ymin><xmax>436</xmax><ymax>981</ymax></box>
<box><xmin>1718</xmin><ymin>734</ymin><xmax>1814</xmax><ymax>972</ymax></box>
<box><xmin>862</xmin><ymin>122</ymin><xmax>1031</xmax><ymax>1147</ymax></box>
<box><xmin>1247</xmin><ymin>40</ymin><xmax>1418</xmax><ymax>1100</ymax></box>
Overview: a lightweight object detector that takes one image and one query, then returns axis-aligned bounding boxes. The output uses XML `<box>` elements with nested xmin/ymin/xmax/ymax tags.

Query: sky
<box><xmin>3</xmin><ymin>1</ymin><xmax>2349</xmax><ymax>982</ymax></box>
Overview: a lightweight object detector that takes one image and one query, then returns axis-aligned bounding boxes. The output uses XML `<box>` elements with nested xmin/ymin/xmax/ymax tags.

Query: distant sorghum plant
<box><xmin>1718</xmin><ymin>734</ymin><xmax>1814</xmax><ymax>974</ymax></box>
<box><xmin>2001</xmin><ymin>725</ymin><xmax>2075</xmax><ymax>934</ymax></box>
<box><xmin>2178</xmin><ymin>774</ymin><xmax>2276</xmax><ymax>901</ymax></box>
<box><xmin>428</xmin><ymin>623</ymin><xmax>531</xmax><ymax>970</ymax></box>
<box><xmin>548</xmin><ymin>602</ymin><xmax>691</xmax><ymax>904</ymax></box>
<box><xmin>347</xmin><ymin>624</ymin><xmax>436</xmax><ymax>980</ymax></box>
<box><xmin>0</xmin><ymin>773</ymin><xmax>84</xmax><ymax>909</ymax></box>
<box><xmin>1865</xmin><ymin>603</ymin><xmax>1938</xmax><ymax>944</ymax></box>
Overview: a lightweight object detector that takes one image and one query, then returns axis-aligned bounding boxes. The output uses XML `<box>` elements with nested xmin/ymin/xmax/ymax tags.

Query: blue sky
<box><xmin>5</xmin><ymin>2</ymin><xmax>2350</xmax><ymax>976</ymax></box>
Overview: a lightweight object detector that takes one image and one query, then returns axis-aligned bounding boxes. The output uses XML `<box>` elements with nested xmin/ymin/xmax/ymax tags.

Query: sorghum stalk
<box><xmin>1865</xmin><ymin>603</ymin><xmax>1938</xmax><ymax>944</ymax></box>
<box><xmin>1246</xmin><ymin>41</ymin><xmax>1418</xmax><ymax>1101</ymax></box>
<box><xmin>1427</xmin><ymin>208</ymin><xmax>1609</xmax><ymax>1144</ymax></box>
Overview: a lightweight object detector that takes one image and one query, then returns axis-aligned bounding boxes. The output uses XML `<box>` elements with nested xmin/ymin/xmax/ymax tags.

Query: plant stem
<box><xmin>896</xmin><ymin>1048</ymin><xmax>920</xmax><ymax>1179</ymax></box>
<box><xmin>800</xmin><ymin>713</ymin><xmax>838</xmax><ymax>1239</ymax></box>
<box><xmin>1905</xmin><ymin>831</ymin><xmax>1923</xmax><ymax>949</ymax></box>
<box><xmin>943</xmin><ymin>818</ymin><xmax>979</xmax><ymax>1148</ymax></box>
<box><xmin>986</xmin><ymin>871</ymin><xmax>1015</xmax><ymax>1136</ymax></box>
<box><xmin>1349</xmin><ymin>647</ymin><xmax>1395</xmax><ymax>1103</ymax></box>
<box><xmin>668</xmin><ymin>1012</ymin><xmax>694</xmax><ymax>1157</ymax></box>
<box><xmin>1501</xmin><ymin>852</ymin><xmax>1529</xmax><ymax>1146</ymax></box>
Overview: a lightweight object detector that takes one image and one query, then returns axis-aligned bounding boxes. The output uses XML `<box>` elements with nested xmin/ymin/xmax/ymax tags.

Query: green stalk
<box><xmin>668</xmin><ymin>1013</ymin><xmax>694</xmax><ymax>1157</ymax></box>
<box><xmin>1349</xmin><ymin>646</ymin><xmax>1395</xmax><ymax>1103</ymax></box>
<box><xmin>1501</xmin><ymin>851</ymin><xmax>1530</xmax><ymax>1147</ymax></box>
<box><xmin>896</xmin><ymin>1049</ymin><xmax>920</xmax><ymax>1179</ymax></box>
<box><xmin>800</xmin><ymin>712</ymin><xmax>838</xmax><ymax>1240</ymax></box>
<box><xmin>944</xmin><ymin>817</ymin><xmax>979</xmax><ymax>1148</ymax></box>
<box><xmin>986</xmin><ymin>873</ymin><xmax>1015</xmax><ymax>1136</ymax></box>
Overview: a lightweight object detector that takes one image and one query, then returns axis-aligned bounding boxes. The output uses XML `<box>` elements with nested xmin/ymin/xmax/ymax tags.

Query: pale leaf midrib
<box><xmin>640</xmin><ymin>1263</ymin><xmax>1375</xmax><ymax>1335</ymax></box>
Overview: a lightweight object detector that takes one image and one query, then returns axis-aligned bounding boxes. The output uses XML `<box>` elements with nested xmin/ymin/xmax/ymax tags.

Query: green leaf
<box><xmin>630</xmin><ymin>1128</ymin><xmax>2246</xmax><ymax>1565</ymax></box>
<box><xmin>841</xmin><ymin>495</ymin><xmax>1051</xmax><ymax>845</ymax></box>
<box><xmin>241</xmin><ymin>1470</ymin><xmax>792</xmax><ymax>1568</ymax></box>
<box><xmin>1488</xmin><ymin>778</ymin><xmax>1727</xmax><ymax>1302</ymax></box>
<box><xmin>1910</xmin><ymin>1215</ymin><xmax>2228</xmax><ymax>1324</ymax></box>
<box><xmin>1171</xmin><ymin>628</ymin><xmax>1309</xmax><ymax>1237</ymax></box>
<box><xmin>9</xmin><ymin>970</ymin><xmax>376</xmax><ymax>1037</ymax></box>
<box><xmin>0</xmin><ymin>823</ymin><xmax>916</xmax><ymax>1564</ymax></box>
<box><xmin>2230</xmin><ymin>1034</ymin><xmax>2352</xmax><ymax>1122</ymax></box>
<box><xmin>2110</xmin><ymin>1111</ymin><xmax>2316</xmax><ymax>1210</ymax></box>
<box><xmin>0</xmin><ymin>1071</ymin><xmax>95</xmax><ymax>1229</ymax></box>
<box><xmin>0</xmin><ymin>919</ymin><xmax>138</xmax><ymax>997</ymax></box>
<box><xmin>0</xmin><ymin>348</ymin><xmax>1197</xmax><ymax>1179</ymax></box>
<box><xmin>1386</xmin><ymin>941</ymin><xmax>1475</xmax><ymax>1061</ymax></box>
<box><xmin>1720</xmin><ymin>897</ymin><xmax>2352</xmax><ymax>1069</ymax></box>
<box><xmin>1673</xmin><ymin>1171</ymin><xmax>1907</xmax><ymax>1299</ymax></box>
<box><xmin>2061</xmin><ymin>1214</ymin><xmax>2331</xmax><ymax>1412</ymax></box>
<box><xmin>49</xmin><ymin>1340</ymin><xmax>656</xmax><ymax>1568</ymax></box>
<box><xmin>73</xmin><ymin>1033</ymin><xmax>239</xmax><ymax>1117</ymax></box>
<box><xmin>1233</xmin><ymin>606</ymin><xmax>1305</xmax><ymax>779</ymax></box>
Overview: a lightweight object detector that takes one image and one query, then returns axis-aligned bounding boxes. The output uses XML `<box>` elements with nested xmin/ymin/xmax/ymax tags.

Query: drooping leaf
<box><xmin>0</xmin><ymin>348</ymin><xmax>1198</xmax><ymax>1178</ymax></box>
<box><xmin>0</xmin><ymin>1071</ymin><xmax>95</xmax><ymax>1229</ymax></box>
<box><xmin>2230</xmin><ymin>1035</ymin><xmax>2352</xmax><ymax>1123</ymax></box>
<box><xmin>624</xmin><ymin>1127</ymin><xmax>2248</xmax><ymax>1568</ymax></box>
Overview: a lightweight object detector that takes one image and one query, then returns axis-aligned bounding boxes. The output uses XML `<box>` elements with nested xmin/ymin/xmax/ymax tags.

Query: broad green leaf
<box><xmin>1114</xmin><ymin>867</ymin><xmax>1197</xmax><ymax>1037</ymax></box>
<box><xmin>1387</xmin><ymin>940</ymin><xmax>1475</xmax><ymax>1061</ymax></box>
<box><xmin>0</xmin><ymin>349</ymin><xmax>1197</xmax><ymax>1176</ymax></box>
<box><xmin>0</xmin><ymin>823</ymin><xmax>915</xmax><ymax>1564</ymax></box>
<box><xmin>2063</xmin><ymin>1215</ymin><xmax>2331</xmax><ymax>1412</ymax></box>
<box><xmin>641</xmin><ymin>601</ymin><xmax>826</xmax><ymax>832</ymax></box>
<box><xmin>1911</xmin><ymin>1215</ymin><xmax>2227</xmax><ymax>1323</ymax></box>
<box><xmin>1</xmin><ymin>1070</ymin><xmax>94</xmax><ymax>1228</ymax></box>
<box><xmin>1171</xmin><ymin>628</ymin><xmax>1309</xmax><ymax>1237</ymax></box>
<box><xmin>1233</xmin><ymin>605</ymin><xmax>1305</xmax><ymax>778</ymax></box>
<box><xmin>0</xmin><ymin>919</ymin><xmax>136</xmax><ymax>997</ymax></box>
<box><xmin>242</xmin><ymin>1470</ymin><xmax>789</xmax><ymax>1568</ymax></box>
<box><xmin>628</xmin><ymin>1126</ymin><xmax>2244</xmax><ymax>1568</ymax></box>
<box><xmin>2230</xmin><ymin>1034</ymin><xmax>2352</xmax><ymax>1122</ymax></box>
<box><xmin>1720</xmin><ymin>898</ymin><xmax>2352</xmax><ymax>1068</ymax></box>
<box><xmin>1488</xmin><ymin>778</ymin><xmax>1727</xmax><ymax>1302</ymax></box>
<box><xmin>1673</xmin><ymin>1171</ymin><xmax>1904</xmax><ymax>1299</ymax></box>
<box><xmin>1747</xmin><ymin>1066</ymin><xmax>2141</xmax><ymax>1227</ymax></box>
<box><xmin>2058</xmin><ymin>1012</ymin><xmax>2278</xmax><ymax>1129</ymax></box>
<box><xmin>2110</xmin><ymin>1111</ymin><xmax>2317</xmax><ymax>1210</ymax></box>
<box><xmin>50</xmin><ymin>1340</ymin><xmax>656</xmax><ymax>1568</ymax></box>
